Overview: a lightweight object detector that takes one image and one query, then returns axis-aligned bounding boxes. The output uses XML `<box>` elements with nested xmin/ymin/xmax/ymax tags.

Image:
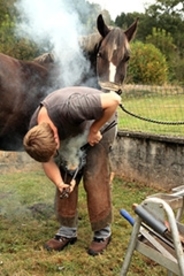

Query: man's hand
<box><xmin>88</xmin><ymin>130</ymin><xmax>102</xmax><ymax>146</ymax></box>
<box><xmin>57</xmin><ymin>181</ymin><xmax>71</xmax><ymax>193</ymax></box>
<box><xmin>59</xmin><ymin>179</ymin><xmax>76</xmax><ymax>199</ymax></box>
<box><xmin>42</xmin><ymin>160</ymin><xmax>76</xmax><ymax>198</ymax></box>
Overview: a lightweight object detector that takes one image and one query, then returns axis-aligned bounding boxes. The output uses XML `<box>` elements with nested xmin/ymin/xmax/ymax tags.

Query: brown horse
<box><xmin>0</xmin><ymin>14</ymin><xmax>138</xmax><ymax>151</ymax></box>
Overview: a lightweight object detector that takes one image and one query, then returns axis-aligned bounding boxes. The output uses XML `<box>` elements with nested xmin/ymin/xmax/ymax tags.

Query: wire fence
<box><xmin>118</xmin><ymin>84</ymin><xmax>184</xmax><ymax>137</ymax></box>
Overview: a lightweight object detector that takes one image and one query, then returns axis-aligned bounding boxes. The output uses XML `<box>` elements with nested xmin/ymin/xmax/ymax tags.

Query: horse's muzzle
<box><xmin>98</xmin><ymin>81</ymin><xmax>122</xmax><ymax>95</ymax></box>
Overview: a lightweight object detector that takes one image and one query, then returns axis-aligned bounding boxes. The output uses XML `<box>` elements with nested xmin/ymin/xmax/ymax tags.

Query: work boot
<box><xmin>87</xmin><ymin>236</ymin><xmax>111</xmax><ymax>256</ymax></box>
<box><xmin>44</xmin><ymin>235</ymin><xmax>77</xmax><ymax>251</ymax></box>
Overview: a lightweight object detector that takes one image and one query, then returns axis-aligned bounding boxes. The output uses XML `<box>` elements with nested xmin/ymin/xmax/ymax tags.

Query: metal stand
<box><xmin>120</xmin><ymin>187</ymin><xmax>184</xmax><ymax>276</ymax></box>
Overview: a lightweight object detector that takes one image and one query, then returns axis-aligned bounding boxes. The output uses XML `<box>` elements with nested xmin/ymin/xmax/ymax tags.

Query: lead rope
<box><xmin>99</xmin><ymin>81</ymin><xmax>184</xmax><ymax>125</ymax></box>
<box><xmin>119</xmin><ymin>103</ymin><xmax>184</xmax><ymax>125</ymax></box>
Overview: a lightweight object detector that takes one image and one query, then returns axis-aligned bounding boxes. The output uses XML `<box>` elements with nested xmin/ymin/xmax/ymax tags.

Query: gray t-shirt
<box><xmin>29</xmin><ymin>86</ymin><xmax>117</xmax><ymax>170</ymax></box>
<box><xmin>29</xmin><ymin>86</ymin><xmax>103</xmax><ymax>140</ymax></box>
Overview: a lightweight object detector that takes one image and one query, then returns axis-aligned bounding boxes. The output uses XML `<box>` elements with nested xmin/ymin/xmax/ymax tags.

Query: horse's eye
<box><xmin>97</xmin><ymin>52</ymin><xmax>101</xmax><ymax>58</ymax></box>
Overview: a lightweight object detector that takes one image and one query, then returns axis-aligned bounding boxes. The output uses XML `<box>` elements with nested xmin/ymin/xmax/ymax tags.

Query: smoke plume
<box><xmin>15</xmin><ymin>0</ymin><xmax>91</xmax><ymax>87</ymax></box>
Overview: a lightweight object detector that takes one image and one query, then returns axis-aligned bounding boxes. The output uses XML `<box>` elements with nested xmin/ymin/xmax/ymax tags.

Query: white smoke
<box><xmin>15</xmin><ymin>0</ymin><xmax>91</xmax><ymax>86</ymax></box>
<box><xmin>55</xmin><ymin>131</ymin><xmax>89</xmax><ymax>170</ymax></box>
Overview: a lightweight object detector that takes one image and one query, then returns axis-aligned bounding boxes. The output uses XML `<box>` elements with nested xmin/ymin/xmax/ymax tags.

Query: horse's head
<box><xmin>96</xmin><ymin>14</ymin><xmax>138</xmax><ymax>90</ymax></box>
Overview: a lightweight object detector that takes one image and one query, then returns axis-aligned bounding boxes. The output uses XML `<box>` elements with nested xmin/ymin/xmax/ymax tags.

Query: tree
<box><xmin>114</xmin><ymin>1</ymin><xmax>184</xmax><ymax>83</ymax></box>
<box><xmin>146</xmin><ymin>0</ymin><xmax>184</xmax><ymax>56</ymax></box>
<box><xmin>146</xmin><ymin>27</ymin><xmax>176</xmax><ymax>58</ymax></box>
<box><xmin>127</xmin><ymin>41</ymin><xmax>168</xmax><ymax>85</ymax></box>
<box><xmin>0</xmin><ymin>0</ymin><xmax>41</xmax><ymax>59</ymax></box>
<box><xmin>115</xmin><ymin>11</ymin><xmax>162</xmax><ymax>43</ymax></box>
<box><xmin>146</xmin><ymin>27</ymin><xmax>178</xmax><ymax>82</ymax></box>
<box><xmin>115</xmin><ymin>1</ymin><xmax>184</xmax><ymax>54</ymax></box>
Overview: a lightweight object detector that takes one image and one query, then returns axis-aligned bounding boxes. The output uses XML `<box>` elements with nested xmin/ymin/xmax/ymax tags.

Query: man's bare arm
<box><xmin>88</xmin><ymin>92</ymin><xmax>121</xmax><ymax>146</ymax></box>
<box><xmin>42</xmin><ymin>160</ymin><xmax>76</xmax><ymax>193</ymax></box>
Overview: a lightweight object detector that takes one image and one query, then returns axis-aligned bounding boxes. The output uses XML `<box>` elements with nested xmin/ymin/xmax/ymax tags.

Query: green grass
<box><xmin>0</xmin><ymin>168</ymin><xmax>169</xmax><ymax>275</ymax></box>
<box><xmin>118</xmin><ymin>87</ymin><xmax>184</xmax><ymax>137</ymax></box>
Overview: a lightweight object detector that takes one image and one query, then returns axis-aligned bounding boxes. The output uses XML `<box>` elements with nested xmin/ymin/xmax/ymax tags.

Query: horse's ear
<box><xmin>97</xmin><ymin>14</ymin><xmax>110</xmax><ymax>38</ymax></box>
<box><xmin>124</xmin><ymin>18</ymin><xmax>139</xmax><ymax>42</ymax></box>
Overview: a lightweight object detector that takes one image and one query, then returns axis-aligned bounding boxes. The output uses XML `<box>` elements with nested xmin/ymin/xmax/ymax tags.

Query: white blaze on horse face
<box><xmin>109</xmin><ymin>42</ymin><xmax>118</xmax><ymax>84</ymax></box>
<box><xmin>109</xmin><ymin>62</ymin><xmax>116</xmax><ymax>83</ymax></box>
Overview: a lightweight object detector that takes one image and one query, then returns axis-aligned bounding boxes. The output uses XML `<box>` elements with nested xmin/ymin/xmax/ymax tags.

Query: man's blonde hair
<box><xmin>23</xmin><ymin>122</ymin><xmax>57</xmax><ymax>162</ymax></box>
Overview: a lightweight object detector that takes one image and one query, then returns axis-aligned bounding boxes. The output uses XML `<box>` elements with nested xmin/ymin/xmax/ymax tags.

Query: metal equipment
<box><xmin>120</xmin><ymin>187</ymin><xmax>184</xmax><ymax>276</ymax></box>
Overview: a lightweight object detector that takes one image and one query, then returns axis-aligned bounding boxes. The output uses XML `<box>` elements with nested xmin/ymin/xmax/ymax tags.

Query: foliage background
<box><xmin>1</xmin><ymin>0</ymin><xmax>184</xmax><ymax>84</ymax></box>
<box><xmin>127</xmin><ymin>41</ymin><xmax>168</xmax><ymax>85</ymax></box>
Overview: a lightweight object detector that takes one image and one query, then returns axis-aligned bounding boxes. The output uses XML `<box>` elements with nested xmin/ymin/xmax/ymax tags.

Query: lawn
<box><xmin>118</xmin><ymin>86</ymin><xmax>184</xmax><ymax>137</ymax></box>
<box><xmin>0</xmin><ymin>168</ymin><xmax>168</xmax><ymax>275</ymax></box>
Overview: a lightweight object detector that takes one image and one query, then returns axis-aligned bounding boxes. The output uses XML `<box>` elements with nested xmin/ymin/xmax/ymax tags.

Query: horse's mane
<box><xmin>33</xmin><ymin>25</ymin><xmax>127</xmax><ymax>65</ymax></box>
<box><xmin>33</xmin><ymin>33</ymin><xmax>102</xmax><ymax>64</ymax></box>
<box><xmin>34</xmin><ymin>52</ymin><xmax>55</xmax><ymax>65</ymax></box>
<box><xmin>78</xmin><ymin>32</ymin><xmax>102</xmax><ymax>53</ymax></box>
